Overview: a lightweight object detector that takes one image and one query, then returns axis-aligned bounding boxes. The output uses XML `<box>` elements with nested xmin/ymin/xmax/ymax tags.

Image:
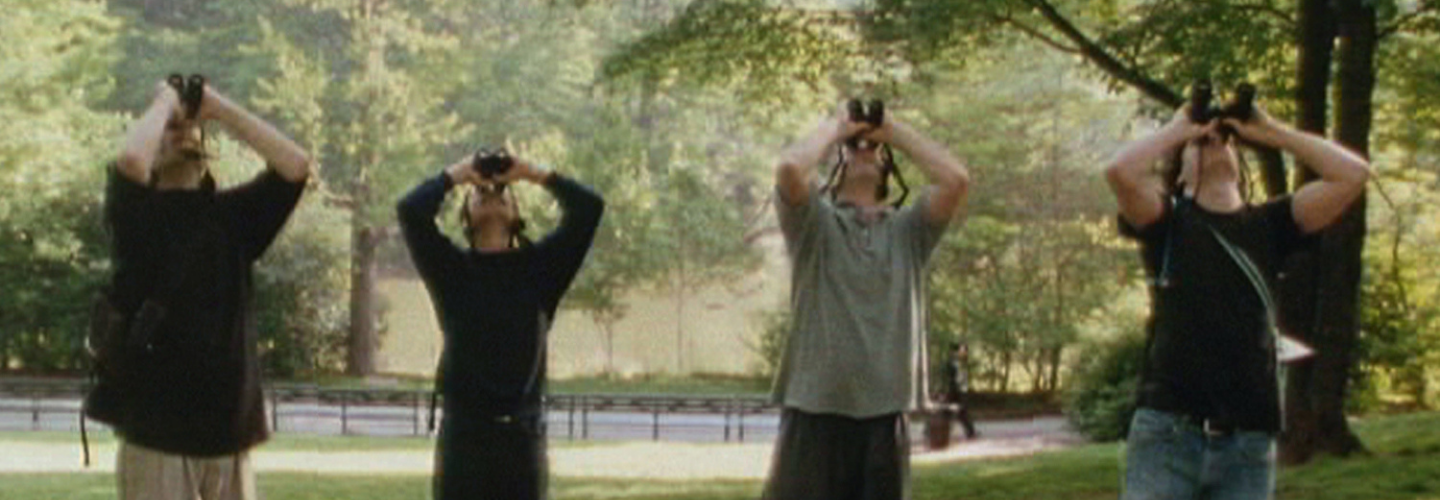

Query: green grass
<box><xmin>2</xmin><ymin>412</ymin><xmax>1437</xmax><ymax>500</ymax></box>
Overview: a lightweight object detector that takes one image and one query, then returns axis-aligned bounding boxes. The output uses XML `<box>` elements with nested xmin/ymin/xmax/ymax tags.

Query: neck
<box><xmin>1190</xmin><ymin>180</ymin><xmax>1243</xmax><ymax>212</ymax></box>
<box><xmin>153</xmin><ymin>164</ymin><xmax>205</xmax><ymax>190</ymax></box>
<box><xmin>471</xmin><ymin>225</ymin><xmax>513</xmax><ymax>252</ymax></box>
<box><xmin>835</xmin><ymin>181</ymin><xmax>881</xmax><ymax>208</ymax></box>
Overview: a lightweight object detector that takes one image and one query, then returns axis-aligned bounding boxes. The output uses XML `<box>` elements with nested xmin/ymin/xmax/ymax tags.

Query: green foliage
<box><xmin>917</xmin><ymin>44</ymin><xmax>1139</xmax><ymax>394</ymax></box>
<box><xmin>0</xmin><ymin>0</ymin><xmax>124</xmax><ymax>371</ymax></box>
<box><xmin>1062</xmin><ymin>328</ymin><xmax>1146</xmax><ymax>442</ymax></box>
<box><xmin>747</xmin><ymin>308</ymin><xmax>791</xmax><ymax>380</ymax></box>
<box><xmin>253</xmin><ymin>199</ymin><xmax>352</xmax><ymax>377</ymax></box>
<box><xmin>601</xmin><ymin>0</ymin><xmax>858</xmax><ymax>106</ymax></box>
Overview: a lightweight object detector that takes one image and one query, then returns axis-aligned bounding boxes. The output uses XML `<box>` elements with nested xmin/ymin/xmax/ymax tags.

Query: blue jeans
<box><xmin>1121</xmin><ymin>408</ymin><xmax>1276</xmax><ymax>500</ymax></box>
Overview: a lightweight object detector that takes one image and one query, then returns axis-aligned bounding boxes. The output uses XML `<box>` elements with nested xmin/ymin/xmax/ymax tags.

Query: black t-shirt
<box><xmin>89</xmin><ymin>166</ymin><xmax>305</xmax><ymax>456</ymax></box>
<box><xmin>397</xmin><ymin>173</ymin><xmax>604</xmax><ymax>420</ymax></box>
<box><xmin>1120</xmin><ymin>196</ymin><xmax>1310</xmax><ymax>432</ymax></box>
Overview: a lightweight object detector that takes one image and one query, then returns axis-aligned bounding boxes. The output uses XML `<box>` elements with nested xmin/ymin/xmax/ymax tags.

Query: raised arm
<box><xmin>1222</xmin><ymin>111</ymin><xmax>1370</xmax><ymax>234</ymax></box>
<box><xmin>199</xmin><ymin>86</ymin><xmax>311</xmax><ymax>182</ymax></box>
<box><xmin>1105</xmin><ymin>108</ymin><xmax>1214</xmax><ymax>228</ymax></box>
<box><xmin>776</xmin><ymin>107</ymin><xmax>872</xmax><ymax>206</ymax></box>
<box><xmin>397</xmin><ymin>159</ymin><xmax>475</xmax><ymax>283</ymax></box>
<box><xmin>864</xmin><ymin>118</ymin><xmax>970</xmax><ymax>224</ymax></box>
<box><xmin>116</xmin><ymin>82</ymin><xmax>182</xmax><ymax>184</ymax></box>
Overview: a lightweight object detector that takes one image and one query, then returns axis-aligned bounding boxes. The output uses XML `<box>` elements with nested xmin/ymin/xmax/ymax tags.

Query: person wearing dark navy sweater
<box><xmin>397</xmin><ymin>154</ymin><xmax>603</xmax><ymax>500</ymax></box>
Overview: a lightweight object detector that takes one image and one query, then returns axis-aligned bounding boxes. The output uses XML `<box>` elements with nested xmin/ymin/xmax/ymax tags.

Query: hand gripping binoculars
<box><xmin>471</xmin><ymin>147</ymin><xmax>515</xmax><ymax>180</ymax></box>
<box><xmin>1188</xmin><ymin>81</ymin><xmax>1257</xmax><ymax>135</ymax></box>
<box><xmin>167</xmin><ymin>73</ymin><xmax>206</xmax><ymax>120</ymax></box>
<box><xmin>845</xmin><ymin>98</ymin><xmax>885</xmax><ymax>149</ymax></box>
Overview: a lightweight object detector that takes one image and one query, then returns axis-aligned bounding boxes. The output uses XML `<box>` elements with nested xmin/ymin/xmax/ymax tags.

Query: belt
<box><xmin>1172</xmin><ymin>412</ymin><xmax>1240</xmax><ymax>437</ymax></box>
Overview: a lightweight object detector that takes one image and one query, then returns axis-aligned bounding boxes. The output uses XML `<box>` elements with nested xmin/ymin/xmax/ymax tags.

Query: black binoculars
<box><xmin>167</xmin><ymin>73</ymin><xmax>206</xmax><ymax>120</ymax></box>
<box><xmin>1188</xmin><ymin>81</ymin><xmax>1256</xmax><ymax>130</ymax></box>
<box><xmin>472</xmin><ymin>147</ymin><xmax>515</xmax><ymax>180</ymax></box>
<box><xmin>845</xmin><ymin>98</ymin><xmax>885</xmax><ymax>148</ymax></box>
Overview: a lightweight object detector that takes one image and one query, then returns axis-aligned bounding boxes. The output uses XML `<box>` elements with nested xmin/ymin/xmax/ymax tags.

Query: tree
<box><xmin>603</xmin><ymin>0</ymin><xmax>1440</xmax><ymax>464</ymax></box>
<box><xmin>239</xmin><ymin>0</ymin><xmax>467</xmax><ymax>376</ymax></box>
<box><xmin>0</xmin><ymin>0</ymin><xmax>123</xmax><ymax>371</ymax></box>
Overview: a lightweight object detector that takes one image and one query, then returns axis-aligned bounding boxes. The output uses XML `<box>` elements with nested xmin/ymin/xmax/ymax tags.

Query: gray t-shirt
<box><xmin>772</xmin><ymin>183</ymin><xmax>950</xmax><ymax>417</ymax></box>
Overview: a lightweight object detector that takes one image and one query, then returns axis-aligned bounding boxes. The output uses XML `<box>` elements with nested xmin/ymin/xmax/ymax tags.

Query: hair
<box><xmin>822</xmin><ymin>144</ymin><xmax>909</xmax><ymax>208</ymax></box>
<box><xmin>149</xmin><ymin>122</ymin><xmax>216</xmax><ymax>192</ymax></box>
<box><xmin>1161</xmin><ymin>135</ymin><xmax>1255</xmax><ymax>204</ymax></box>
<box><xmin>459</xmin><ymin>185</ymin><xmax>532</xmax><ymax>249</ymax></box>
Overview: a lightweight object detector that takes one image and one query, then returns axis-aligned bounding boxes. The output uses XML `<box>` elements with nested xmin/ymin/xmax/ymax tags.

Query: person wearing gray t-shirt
<box><xmin>762</xmin><ymin>103</ymin><xmax>970</xmax><ymax>500</ymax></box>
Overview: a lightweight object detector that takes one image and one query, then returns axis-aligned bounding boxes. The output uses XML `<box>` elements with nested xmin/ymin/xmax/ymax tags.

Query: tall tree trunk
<box><xmin>347</xmin><ymin>221</ymin><xmax>379</xmax><ymax>376</ymax></box>
<box><xmin>1280</xmin><ymin>0</ymin><xmax>1374</xmax><ymax>464</ymax></box>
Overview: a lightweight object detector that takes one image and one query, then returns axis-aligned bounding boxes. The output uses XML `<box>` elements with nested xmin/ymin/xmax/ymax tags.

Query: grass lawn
<box><xmin>2</xmin><ymin>412</ymin><xmax>1436</xmax><ymax>499</ymax></box>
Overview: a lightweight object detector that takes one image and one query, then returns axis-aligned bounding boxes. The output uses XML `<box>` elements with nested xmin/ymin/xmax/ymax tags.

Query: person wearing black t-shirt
<box><xmin>1105</xmin><ymin>105</ymin><xmax>1369</xmax><ymax>499</ymax></box>
<box><xmin>85</xmin><ymin>79</ymin><xmax>310</xmax><ymax>500</ymax></box>
<box><xmin>397</xmin><ymin>155</ymin><xmax>603</xmax><ymax>500</ymax></box>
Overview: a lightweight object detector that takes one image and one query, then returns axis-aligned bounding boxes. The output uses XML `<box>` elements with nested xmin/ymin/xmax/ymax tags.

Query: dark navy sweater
<box><xmin>397</xmin><ymin>172</ymin><xmax>603</xmax><ymax>418</ymax></box>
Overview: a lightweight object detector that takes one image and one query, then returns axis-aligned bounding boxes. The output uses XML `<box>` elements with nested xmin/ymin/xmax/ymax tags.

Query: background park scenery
<box><xmin>3</xmin><ymin>0</ymin><xmax>1439</xmax><ymax>498</ymax></box>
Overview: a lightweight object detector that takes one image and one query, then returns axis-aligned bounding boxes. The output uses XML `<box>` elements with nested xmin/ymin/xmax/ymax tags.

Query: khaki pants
<box><xmin>117</xmin><ymin>441</ymin><xmax>258</xmax><ymax>500</ymax></box>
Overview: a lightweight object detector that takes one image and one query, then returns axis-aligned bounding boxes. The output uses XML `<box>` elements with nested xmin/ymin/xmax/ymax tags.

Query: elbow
<box><xmin>1104</xmin><ymin>161</ymin><xmax>1134</xmax><ymax>191</ymax></box>
<box><xmin>939</xmin><ymin>165</ymin><xmax>970</xmax><ymax>198</ymax></box>
<box><xmin>396</xmin><ymin>195</ymin><xmax>420</xmax><ymax>225</ymax></box>
<box><xmin>1348</xmin><ymin>158</ymin><xmax>1372</xmax><ymax>187</ymax></box>
<box><xmin>280</xmin><ymin>154</ymin><xmax>313</xmax><ymax>183</ymax></box>
<box><xmin>117</xmin><ymin>151</ymin><xmax>149</xmax><ymax>179</ymax></box>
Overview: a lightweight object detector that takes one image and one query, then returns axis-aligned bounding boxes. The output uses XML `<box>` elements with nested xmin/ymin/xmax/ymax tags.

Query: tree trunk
<box><xmin>1048</xmin><ymin>346</ymin><xmax>1062</xmax><ymax>393</ymax></box>
<box><xmin>1280</xmin><ymin>0</ymin><xmax>1375</xmax><ymax>464</ymax></box>
<box><xmin>347</xmin><ymin>222</ymin><xmax>379</xmax><ymax>376</ymax></box>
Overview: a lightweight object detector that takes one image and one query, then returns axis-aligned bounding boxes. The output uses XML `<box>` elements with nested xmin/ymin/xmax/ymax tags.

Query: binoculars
<box><xmin>167</xmin><ymin>73</ymin><xmax>206</xmax><ymax>120</ymax></box>
<box><xmin>472</xmin><ymin>147</ymin><xmax>515</xmax><ymax>180</ymax></box>
<box><xmin>1188</xmin><ymin>81</ymin><xmax>1256</xmax><ymax>131</ymax></box>
<box><xmin>845</xmin><ymin>98</ymin><xmax>885</xmax><ymax>148</ymax></box>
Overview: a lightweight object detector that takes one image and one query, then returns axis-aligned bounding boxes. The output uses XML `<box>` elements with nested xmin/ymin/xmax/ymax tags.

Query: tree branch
<box><xmin>1024</xmin><ymin>0</ymin><xmax>1182</xmax><ymax>106</ymax></box>
<box><xmin>1234</xmin><ymin>2</ymin><xmax>1297</xmax><ymax>29</ymax></box>
<box><xmin>996</xmin><ymin>15</ymin><xmax>1081</xmax><ymax>54</ymax></box>
<box><xmin>1379</xmin><ymin>5</ymin><xmax>1437</xmax><ymax>39</ymax></box>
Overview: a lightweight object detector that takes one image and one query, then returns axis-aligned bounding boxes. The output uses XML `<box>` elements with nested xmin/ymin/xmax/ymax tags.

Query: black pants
<box><xmin>761</xmin><ymin>408</ymin><xmax>910</xmax><ymax>500</ymax></box>
<box><xmin>951</xmin><ymin>394</ymin><xmax>977</xmax><ymax>438</ymax></box>
<box><xmin>434</xmin><ymin>414</ymin><xmax>547</xmax><ymax>500</ymax></box>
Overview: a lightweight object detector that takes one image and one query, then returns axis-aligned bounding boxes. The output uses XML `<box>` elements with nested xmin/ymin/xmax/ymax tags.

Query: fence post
<box><xmin>738</xmin><ymin>408</ymin><xmax>745</xmax><ymax>443</ymax></box>
<box><xmin>340</xmin><ymin>391</ymin><xmax>349</xmax><ymax>435</ymax></box>
<box><xmin>567</xmin><ymin>396</ymin><xmax>575</xmax><ymax>440</ymax></box>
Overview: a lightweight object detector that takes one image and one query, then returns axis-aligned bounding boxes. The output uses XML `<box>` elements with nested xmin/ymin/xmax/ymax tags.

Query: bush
<box><xmin>1063</xmin><ymin>330</ymin><xmax>1147</xmax><ymax>442</ymax></box>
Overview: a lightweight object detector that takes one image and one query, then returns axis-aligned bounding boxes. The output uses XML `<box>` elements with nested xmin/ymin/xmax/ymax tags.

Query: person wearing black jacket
<box><xmin>943</xmin><ymin>342</ymin><xmax>977</xmax><ymax>439</ymax></box>
<box><xmin>1105</xmin><ymin>104</ymin><xmax>1369</xmax><ymax>499</ymax></box>
<box><xmin>397</xmin><ymin>154</ymin><xmax>603</xmax><ymax>500</ymax></box>
<box><xmin>85</xmin><ymin>79</ymin><xmax>310</xmax><ymax>500</ymax></box>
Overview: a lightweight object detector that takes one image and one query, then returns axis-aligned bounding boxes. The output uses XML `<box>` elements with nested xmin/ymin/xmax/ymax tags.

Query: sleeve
<box><xmin>897</xmin><ymin>188</ymin><xmax>951</xmax><ymax>263</ymax></box>
<box><xmin>397</xmin><ymin>172</ymin><xmax>467</xmax><ymax>288</ymax></box>
<box><xmin>775</xmin><ymin>181</ymin><xmax>826</xmax><ymax>257</ymax></box>
<box><xmin>1117</xmin><ymin>198</ymin><xmax>1174</xmax><ymax>246</ymax></box>
<box><xmin>1260</xmin><ymin>195</ymin><xmax>1316</xmax><ymax>259</ymax></box>
<box><xmin>103</xmin><ymin>164</ymin><xmax>161</xmax><ymax>286</ymax></box>
<box><xmin>217</xmin><ymin>167</ymin><xmax>307</xmax><ymax>262</ymax></box>
<box><xmin>532</xmin><ymin>174</ymin><xmax>606</xmax><ymax>313</ymax></box>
